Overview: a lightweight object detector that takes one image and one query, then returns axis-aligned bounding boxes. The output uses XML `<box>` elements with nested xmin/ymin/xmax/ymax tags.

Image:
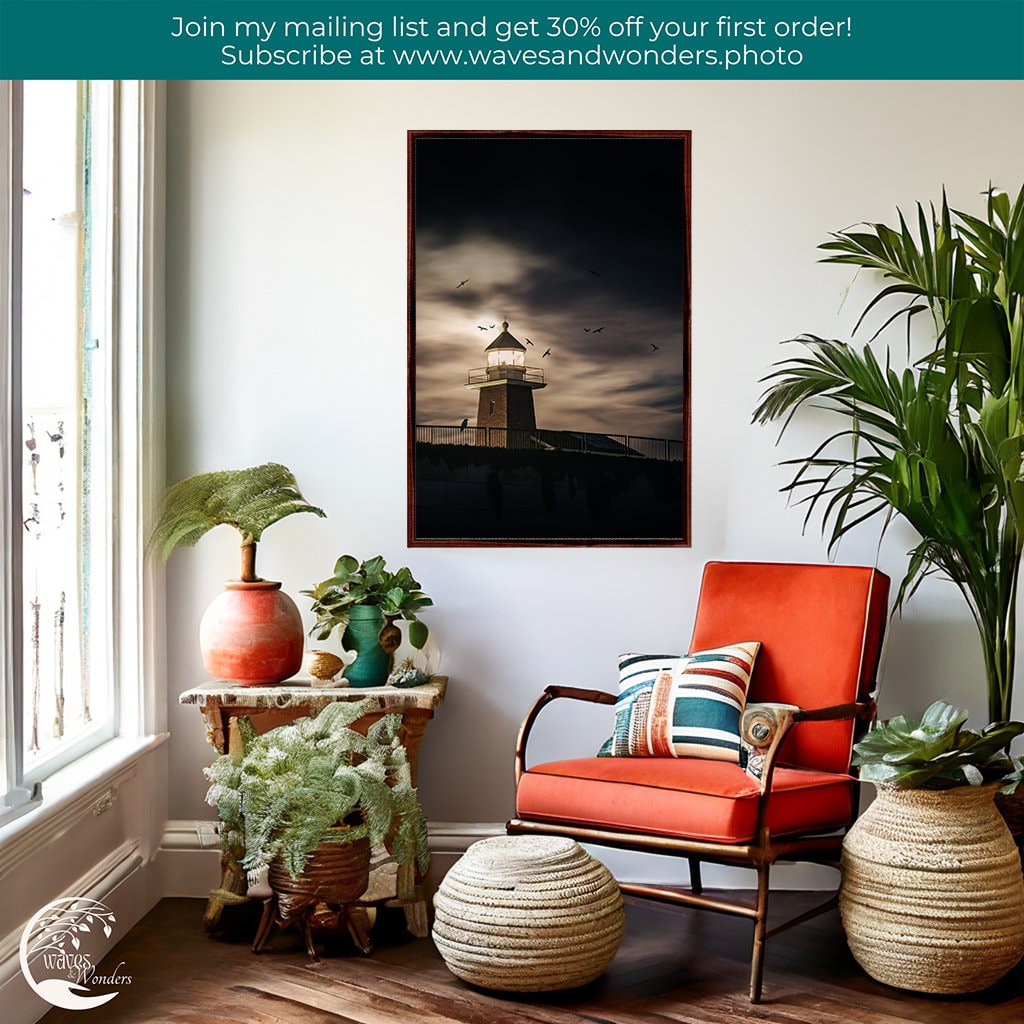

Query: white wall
<box><xmin>163</xmin><ymin>79</ymin><xmax>1024</xmax><ymax>833</ymax></box>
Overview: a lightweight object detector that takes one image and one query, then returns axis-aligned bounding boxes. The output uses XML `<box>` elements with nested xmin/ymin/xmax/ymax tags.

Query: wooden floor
<box><xmin>40</xmin><ymin>893</ymin><xmax>1024</xmax><ymax>1024</ymax></box>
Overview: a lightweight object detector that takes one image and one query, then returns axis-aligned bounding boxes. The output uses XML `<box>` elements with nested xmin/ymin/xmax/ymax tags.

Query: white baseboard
<box><xmin>157</xmin><ymin>819</ymin><xmax>509</xmax><ymax>898</ymax></box>
<box><xmin>156</xmin><ymin>819</ymin><xmax>837</xmax><ymax>899</ymax></box>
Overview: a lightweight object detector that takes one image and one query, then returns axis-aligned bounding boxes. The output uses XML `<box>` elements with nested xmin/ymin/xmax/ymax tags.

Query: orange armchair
<box><xmin>507</xmin><ymin>561</ymin><xmax>890</xmax><ymax>1002</ymax></box>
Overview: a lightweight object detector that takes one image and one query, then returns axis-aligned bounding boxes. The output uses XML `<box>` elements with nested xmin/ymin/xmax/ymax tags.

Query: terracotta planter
<box><xmin>840</xmin><ymin>782</ymin><xmax>1024</xmax><ymax>994</ymax></box>
<box><xmin>199</xmin><ymin>580</ymin><xmax>304</xmax><ymax>685</ymax></box>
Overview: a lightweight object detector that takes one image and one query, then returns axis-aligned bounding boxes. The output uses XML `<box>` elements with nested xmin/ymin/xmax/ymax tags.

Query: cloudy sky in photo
<box><xmin>412</xmin><ymin>134</ymin><xmax>689</xmax><ymax>441</ymax></box>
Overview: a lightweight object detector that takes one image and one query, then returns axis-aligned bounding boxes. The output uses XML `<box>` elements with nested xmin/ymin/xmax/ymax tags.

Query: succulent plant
<box><xmin>852</xmin><ymin>700</ymin><xmax>1024</xmax><ymax>789</ymax></box>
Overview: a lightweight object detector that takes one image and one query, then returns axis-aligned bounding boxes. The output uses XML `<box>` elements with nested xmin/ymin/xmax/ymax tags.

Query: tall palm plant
<box><xmin>754</xmin><ymin>184</ymin><xmax>1024</xmax><ymax>722</ymax></box>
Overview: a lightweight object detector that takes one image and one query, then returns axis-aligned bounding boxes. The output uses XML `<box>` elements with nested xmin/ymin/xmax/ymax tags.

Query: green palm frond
<box><xmin>754</xmin><ymin>184</ymin><xmax>1024</xmax><ymax>722</ymax></box>
<box><xmin>150</xmin><ymin>462</ymin><xmax>325</xmax><ymax>559</ymax></box>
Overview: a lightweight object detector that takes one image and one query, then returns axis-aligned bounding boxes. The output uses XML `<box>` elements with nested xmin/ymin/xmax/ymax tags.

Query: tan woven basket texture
<box><xmin>432</xmin><ymin>835</ymin><xmax>625</xmax><ymax>992</ymax></box>
<box><xmin>841</xmin><ymin>783</ymin><xmax>1024</xmax><ymax>995</ymax></box>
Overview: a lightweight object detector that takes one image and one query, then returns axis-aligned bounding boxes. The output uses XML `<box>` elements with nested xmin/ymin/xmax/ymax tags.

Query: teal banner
<box><xmin>1</xmin><ymin>0</ymin><xmax>1021</xmax><ymax>79</ymax></box>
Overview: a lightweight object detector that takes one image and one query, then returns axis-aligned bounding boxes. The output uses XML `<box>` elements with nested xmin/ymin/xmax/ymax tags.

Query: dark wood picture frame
<box><xmin>408</xmin><ymin>130</ymin><xmax>691</xmax><ymax>547</ymax></box>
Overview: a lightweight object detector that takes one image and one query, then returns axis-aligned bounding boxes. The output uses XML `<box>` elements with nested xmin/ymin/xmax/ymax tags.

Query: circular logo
<box><xmin>19</xmin><ymin>898</ymin><xmax>127</xmax><ymax>1010</ymax></box>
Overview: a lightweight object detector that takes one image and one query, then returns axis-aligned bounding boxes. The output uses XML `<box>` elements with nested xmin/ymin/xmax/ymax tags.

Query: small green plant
<box><xmin>304</xmin><ymin>554</ymin><xmax>433</xmax><ymax>650</ymax></box>
<box><xmin>151</xmin><ymin>462</ymin><xmax>325</xmax><ymax>581</ymax></box>
<box><xmin>852</xmin><ymin>700</ymin><xmax>1024</xmax><ymax>789</ymax></box>
<box><xmin>203</xmin><ymin>698</ymin><xmax>429</xmax><ymax>889</ymax></box>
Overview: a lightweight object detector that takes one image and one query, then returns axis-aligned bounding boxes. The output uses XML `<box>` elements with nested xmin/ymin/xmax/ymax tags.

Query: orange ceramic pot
<box><xmin>199</xmin><ymin>580</ymin><xmax>304</xmax><ymax>685</ymax></box>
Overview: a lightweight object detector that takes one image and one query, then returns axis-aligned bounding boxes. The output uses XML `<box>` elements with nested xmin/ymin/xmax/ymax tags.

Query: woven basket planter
<box><xmin>840</xmin><ymin>782</ymin><xmax>1024</xmax><ymax>994</ymax></box>
<box><xmin>253</xmin><ymin>831</ymin><xmax>373</xmax><ymax>960</ymax></box>
<box><xmin>268</xmin><ymin>834</ymin><xmax>372</xmax><ymax>927</ymax></box>
<box><xmin>432</xmin><ymin>835</ymin><xmax>625</xmax><ymax>992</ymax></box>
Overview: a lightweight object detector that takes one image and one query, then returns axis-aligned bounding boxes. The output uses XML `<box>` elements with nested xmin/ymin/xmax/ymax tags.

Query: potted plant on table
<box><xmin>203</xmin><ymin>697</ymin><xmax>430</xmax><ymax>960</ymax></box>
<box><xmin>304</xmin><ymin>554</ymin><xmax>433</xmax><ymax>687</ymax></box>
<box><xmin>840</xmin><ymin>701</ymin><xmax>1024</xmax><ymax>995</ymax></box>
<box><xmin>752</xmin><ymin>184</ymin><xmax>1024</xmax><ymax>828</ymax></box>
<box><xmin>150</xmin><ymin>462</ymin><xmax>325</xmax><ymax>684</ymax></box>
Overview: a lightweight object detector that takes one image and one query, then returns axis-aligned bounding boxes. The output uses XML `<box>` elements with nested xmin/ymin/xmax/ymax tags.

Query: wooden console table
<box><xmin>179</xmin><ymin>675</ymin><xmax>447</xmax><ymax>939</ymax></box>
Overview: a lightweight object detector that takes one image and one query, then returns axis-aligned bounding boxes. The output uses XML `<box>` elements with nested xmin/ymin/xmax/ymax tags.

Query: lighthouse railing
<box><xmin>415</xmin><ymin>425</ymin><xmax>684</xmax><ymax>462</ymax></box>
<box><xmin>466</xmin><ymin>366</ymin><xmax>545</xmax><ymax>386</ymax></box>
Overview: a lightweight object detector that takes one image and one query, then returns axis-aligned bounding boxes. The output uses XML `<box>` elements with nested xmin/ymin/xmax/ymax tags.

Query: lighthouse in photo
<box><xmin>466</xmin><ymin>320</ymin><xmax>546</xmax><ymax>440</ymax></box>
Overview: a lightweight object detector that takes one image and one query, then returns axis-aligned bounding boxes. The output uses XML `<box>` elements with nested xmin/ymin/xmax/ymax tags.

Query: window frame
<box><xmin>0</xmin><ymin>79</ymin><xmax>165</xmax><ymax>828</ymax></box>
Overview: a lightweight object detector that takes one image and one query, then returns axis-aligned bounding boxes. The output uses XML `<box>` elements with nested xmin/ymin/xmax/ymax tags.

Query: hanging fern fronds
<box><xmin>150</xmin><ymin>462</ymin><xmax>325</xmax><ymax>560</ymax></box>
<box><xmin>203</xmin><ymin>698</ymin><xmax>430</xmax><ymax>887</ymax></box>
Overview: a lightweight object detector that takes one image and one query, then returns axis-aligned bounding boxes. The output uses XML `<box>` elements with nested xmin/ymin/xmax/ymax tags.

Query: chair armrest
<box><xmin>742</xmin><ymin>698</ymin><xmax>875</xmax><ymax>796</ymax></box>
<box><xmin>741</xmin><ymin>703</ymin><xmax>799</xmax><ymax>791</ymax></box>
<box><xmin>793</xmin><ymin>699</ymin><xmax>875</xmax><ymax>723</ymax></box>
<box><xmin>514</xmin><ymin>685</ymin><xmax>616</xmax><ymax>787</ymax></box>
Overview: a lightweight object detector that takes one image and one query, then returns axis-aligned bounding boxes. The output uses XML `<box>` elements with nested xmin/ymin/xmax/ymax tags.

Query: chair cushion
<box><xmin>516</xmin><ymin>757</ymin><xmax>855</xmax><ymax>844</ymax></box>
<box><xmin>611</xmin><ymin>643</ymin><xmax>760</xmax><ymax>762</ymax></box>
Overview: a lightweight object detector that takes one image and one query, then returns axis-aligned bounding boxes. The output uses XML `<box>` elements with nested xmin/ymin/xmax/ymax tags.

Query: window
<box><xmin>1</xmin><ymin>81</ymin><xmax>163</xmax><ymax>825</ymax></box>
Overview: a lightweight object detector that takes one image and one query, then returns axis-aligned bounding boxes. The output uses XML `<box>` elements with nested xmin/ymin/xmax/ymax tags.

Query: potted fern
<box><xmin>753</xmin><ymin>185</ymin><xmax>1023</xmax><ymax>724</ymax></box>
<box><xmin>203</xmin><ymin>697</ymin><xmax>430</xmax><ymax>958</ymax></box>
<box><xmin>839</xmin><ymin>701</ymin><xmax>1024</xmax><ymax>994</ymax></box>
<box><xmin>304</xmin><ymin>554</ymin><xmax>433</xmax><ymax>687</ymax></box>
<box><xmin>151</xmin><ymin>462</ymin><xmax>325</xmax><ymax>684</ymax></box>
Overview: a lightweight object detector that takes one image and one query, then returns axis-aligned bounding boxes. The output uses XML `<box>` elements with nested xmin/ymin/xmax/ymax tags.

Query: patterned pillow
<box><xmin>611</xmin><ymin>643</ymin><xmax>761</xmax><ymax>762</ymax></box>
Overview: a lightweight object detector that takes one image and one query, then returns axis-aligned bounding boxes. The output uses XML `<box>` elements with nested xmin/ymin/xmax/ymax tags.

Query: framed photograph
<box><xmin>408</xmin><ymin>130</ymin><xmax>691</xmax><ymax>546</ymax></box>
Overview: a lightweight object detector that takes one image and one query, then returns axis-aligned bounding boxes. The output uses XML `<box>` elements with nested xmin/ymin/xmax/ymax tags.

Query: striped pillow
<box><xmin>611</xmin><ymin>643</ymin><xmax>761</xmax><ymax>762</ymax></box>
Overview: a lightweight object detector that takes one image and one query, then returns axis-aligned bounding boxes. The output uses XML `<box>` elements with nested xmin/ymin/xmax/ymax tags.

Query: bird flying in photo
<box><xmin>456</xmin><ymin>279</ymin><xmax>469</xmax><ymax>288</ymax></box>
<box><xmin>542</xmin><ymin>348</ymin><xmax>552</xmax><ymax>358</ymax></box>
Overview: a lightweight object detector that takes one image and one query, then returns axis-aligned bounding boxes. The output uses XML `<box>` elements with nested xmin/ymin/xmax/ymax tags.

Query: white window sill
<box><xmin>0</xmin><ymin>732</ymin><xmax>169</xmax><ymax>876</ymax></box>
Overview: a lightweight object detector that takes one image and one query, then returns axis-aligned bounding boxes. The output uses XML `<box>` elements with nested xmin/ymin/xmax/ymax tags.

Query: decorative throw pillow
<box><xmin>611</xmin><ymin>642</ymin><xmax>761</xmax><ymax>762</ymax></box>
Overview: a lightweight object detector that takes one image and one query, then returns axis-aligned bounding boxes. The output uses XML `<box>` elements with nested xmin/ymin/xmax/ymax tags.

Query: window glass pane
<box><xmin>20</xmin><ymin>81</ymin><xmax>112</xmax><ymax>770</ymax></box>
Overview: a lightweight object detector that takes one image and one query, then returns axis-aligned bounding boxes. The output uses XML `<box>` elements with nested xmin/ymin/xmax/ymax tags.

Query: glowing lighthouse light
<box><xmin>466</xmin><ymin>320</ymin><xmax>546</xmax><ymax>437</ymax></box>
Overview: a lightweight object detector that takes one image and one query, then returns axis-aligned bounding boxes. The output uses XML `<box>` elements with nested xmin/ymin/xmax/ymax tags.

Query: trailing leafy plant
<box><xmin>852</xmin><ymin>700</ymin><xmax>1024</xmax><ymax>789</ymax></box>
<box><xmin>753</xmin><ymin>184</ymin><xmax>1024</xmax><ymax>722</ymax></box>
<box><xmin>203</xmin><ymin>697</ymin><xmax>429</xmax><ymax>890</ymax></box>
<box><xmin>304</xmin><ymin>554</ymin><xmax>433</xmax><ymax>652</ymax></box>
<box><xmin>151</xmin><ymin>462</ymin><xmax>325</xmax><ymax>582</ymax></box>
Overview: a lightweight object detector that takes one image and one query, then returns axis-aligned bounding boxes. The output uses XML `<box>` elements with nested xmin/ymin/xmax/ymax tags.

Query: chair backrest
<box><xmin>689</xmin><ymin>561</ymin><xmax>890</xmax><ymax>774</ymax></box>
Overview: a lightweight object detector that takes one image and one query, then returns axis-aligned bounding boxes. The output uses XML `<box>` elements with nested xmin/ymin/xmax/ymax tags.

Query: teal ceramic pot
<box><xmin>342</xmin><ymin>605</ymin><xmax>389</xmax><ymax>687</ymax></box>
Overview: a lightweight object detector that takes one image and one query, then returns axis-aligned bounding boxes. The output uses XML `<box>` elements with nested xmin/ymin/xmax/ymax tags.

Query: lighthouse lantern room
<box><xmin>466</xmin><ymin>320</ymin><xmax>546</xmax><ymax>438</ymax></box>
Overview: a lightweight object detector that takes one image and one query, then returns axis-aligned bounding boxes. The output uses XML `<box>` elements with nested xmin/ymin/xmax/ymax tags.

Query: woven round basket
<box><xmin>432</xmin><ymin>835</ymin><xmax>625</xmax><ymax>992</ymax></box>
<box><xmin>840</xmin><ymin>782</ymin><xmax>1024</xmax><ymax>994</ymax></box>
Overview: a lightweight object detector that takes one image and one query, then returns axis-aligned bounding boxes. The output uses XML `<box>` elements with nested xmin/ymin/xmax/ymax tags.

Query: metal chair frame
<box><xmin>508</xmin><ymin>682</ymin><xmax>878</xmax><ymax>1001</ymax></box>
